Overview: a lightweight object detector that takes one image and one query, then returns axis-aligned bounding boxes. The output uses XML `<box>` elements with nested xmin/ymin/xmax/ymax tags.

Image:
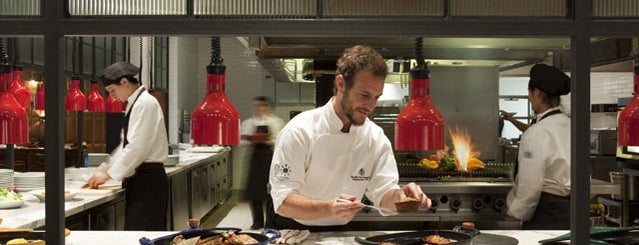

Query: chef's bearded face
<box><xmin>340</xmin><ymin>69</ymin><xmax>385</xmax><ymax>126</ymax></box>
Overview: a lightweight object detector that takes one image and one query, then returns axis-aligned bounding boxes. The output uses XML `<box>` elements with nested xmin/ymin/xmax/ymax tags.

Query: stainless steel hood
<box><xmin>250</xmin><ymin>36</ymin><xmax>639</xmax><ymax>82</ymax></box>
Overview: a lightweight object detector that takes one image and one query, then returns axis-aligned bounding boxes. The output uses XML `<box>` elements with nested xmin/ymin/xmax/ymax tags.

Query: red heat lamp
<box><xmin>9</xmin><ymin>66</ymin><xmax>30</xmax><ymax>109</ymax></box>
<box><xmin>105</xmin><ymin>93</ymin><xmax>124</xmax><ymax>113</ymax></box>
<box><xmin>618</xmin><ymin>62</ymin><xmax>639</xmax><ymax>146</ymax></box>
<box><xmin>0</xmin><ymin>64</ymin><xmax>28</xmax><ymax>144</ymax></box>
<box><xmin>64</xmin><ymin>76</ymin><xmax>87</xmax><ymax>111</ymax></box>
<box><xmin>87</xmin><ymin>80</ymin><xmax>105</xmax><ymax>112</ymax></box>
<box><xmin>191</xmin><ymin>64</ymin><xmax>240</xmax><ymax>145</ymax></box>
<box><xmin>395</xmin><ymin>37</ymin><xmax>445</xmax><ymax>151</ymax></box>
<box><xmin>35</xmin><ymin>78</ymin><xmax>45</xmax><ymax>110</ymax></box>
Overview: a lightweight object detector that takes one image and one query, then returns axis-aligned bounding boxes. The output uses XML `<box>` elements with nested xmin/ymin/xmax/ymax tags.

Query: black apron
<box><xmin>122</xmin><ymin>88</ymin><xmax>169</xmax><ymax>231</ymax></box>
<box><xmin>243</xmin><ymin>141</ymin><xmax>273</xmax><ymax>201</ymax></box>
<box><xmin>513</xmin><ymin>109</ymin><xmax>570</xmax><ymax>230</ymax></box>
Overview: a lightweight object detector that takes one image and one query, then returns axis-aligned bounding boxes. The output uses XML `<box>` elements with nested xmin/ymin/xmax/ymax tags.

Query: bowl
<box><xmin>0</xmin><ymin>200</ymin><xmax>24</xmax><ymax>209</ymax></box>
<box><xmin>29</xmin><ymin>189</ymin><xmax>80</xmax><ymax>202</ymax></box>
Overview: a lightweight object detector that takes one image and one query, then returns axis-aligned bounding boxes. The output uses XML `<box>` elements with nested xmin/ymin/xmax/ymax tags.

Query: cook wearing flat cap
<box><xmin>88</xmin><ymin>61</ymin><xmax>169</xmax><ymax>231</ymax></box>
<box><xmin>506</xmin><ymin>64</ymin><xmax>572</xmax><ymax>230</ymax></box>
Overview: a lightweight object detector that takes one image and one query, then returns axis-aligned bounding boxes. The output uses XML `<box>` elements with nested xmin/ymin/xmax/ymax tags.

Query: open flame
<box><xmin>449</xmin><ymin>126</ymin><xmax>480</xmax><ymax>171</ymax></box>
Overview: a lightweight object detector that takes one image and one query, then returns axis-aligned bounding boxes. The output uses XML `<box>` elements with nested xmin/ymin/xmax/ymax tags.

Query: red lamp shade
<box><xmin>395</xmin><ymin>70</ymin><xmax>445</xmax><ymax>150</ymax></box>
<box><xmin>0</xmin><ymin>64</ymin><xmax>29</xmax><ymax>144</ymax></box>
<box><xmin>105</xmin><ymin>94</ymin><xmax>123</xmax><ymax>113</ymax></box>
<box><xmin>64</xmin><ymin>77</ymin><xmax>87</xmax><ymax>111</ymax></box>
<box><xmin>191</xmin><ymin>65</ymin><xmax>240</xmax><ymax>145</ymax></box>
<box><xmin>35</xmin><ymin>80</ymin><xmax>45</xmax><ymax>110</ymax></box>
<box><xmin>618</xmin><ymin>66</ymin><xmax>639</xmax><ymax>146</ymax></box>
<box><xmin>87</xmin><ymin>80</ymin><xmax>105</xmax><ymax>112</ymax></box>
<box><xmin>9</xmin><ymin>66</ymin><xmax>30</xmax><ymax>109</ymax></box>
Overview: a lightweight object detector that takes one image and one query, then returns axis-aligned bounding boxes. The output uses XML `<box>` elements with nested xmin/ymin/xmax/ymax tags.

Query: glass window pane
<box><xmin>300</xmin><ymin>83</ymin><xmax>315</xmax><ymax>103</ymax></box>
<box><xmin>17</xmin><ymin>38</ymin><xmax>32</xmax><ymax>64</ymax></box>
<box><xmin>33</xmin><ymin>38</ymin><xmax>44</xmax><ymax>66</ymax></box>
<box><xmin>65</xmin><ymin>38</ymin><xmax>73</xmax><ymax>72</ymax></box>
<box><xmin>96</xmin><ymin>37</ymin><xmax>106</xmax><ymax>49</ymax></box>
<box><xmin>105</xmin><ymin>37</ymin><xmax>112</xmax><ymax>52</ymax></box>
<box><xmin>96</xmin><ymin>48</ymin><xmax>105</xmax><ymax>75</ymax></box>
<box><xmin>82</xmin><ymin>43</ymin><xmax>92</xmax><ymax>75</ymax></box>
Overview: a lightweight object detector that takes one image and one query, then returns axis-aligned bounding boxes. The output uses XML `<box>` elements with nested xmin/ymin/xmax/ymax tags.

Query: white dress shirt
<box><xmin>269</xmin><ymin>98</ymin><xmax>400</xmax><ymax>226</ymax></box>
<box><xmin>507</xmin><ymin>106</ymin><xmax>571</xmax><ymax>221</ymax></box>
<box><xmin>106</xmin><ymin>86</ymin><xmax>168</xmax><ymax>181</ymax></box>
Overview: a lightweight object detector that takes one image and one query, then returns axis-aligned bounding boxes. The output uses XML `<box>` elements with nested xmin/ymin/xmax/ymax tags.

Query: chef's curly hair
<box><xmin>335</xmin><ymin>45</ymin><xmax>387</xmax><ymax>94</ymax></box>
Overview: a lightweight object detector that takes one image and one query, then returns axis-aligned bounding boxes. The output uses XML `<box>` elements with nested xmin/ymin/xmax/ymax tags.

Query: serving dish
<box><xmin>0</xmin><ymin>200</ymin><xmax>24</xmax><ymax>209</ymax></box>
<box><xmin>28</xmin><ymin>189</ymin><xmax>80</xmax><ymax>202</ymax></box>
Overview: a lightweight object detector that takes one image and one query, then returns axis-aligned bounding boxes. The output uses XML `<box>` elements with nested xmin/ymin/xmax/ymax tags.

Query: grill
<box><xmin>398</xmin><ymin>162</ymin><xmax>514</xmax><ymax>182</ymax></box>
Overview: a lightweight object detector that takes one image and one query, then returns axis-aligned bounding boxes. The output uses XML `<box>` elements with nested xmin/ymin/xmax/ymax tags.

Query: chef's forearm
<box><xmin>276</xmin><ymin>193</ymin><xmax>332</xmax><ymax>220</ymax></box>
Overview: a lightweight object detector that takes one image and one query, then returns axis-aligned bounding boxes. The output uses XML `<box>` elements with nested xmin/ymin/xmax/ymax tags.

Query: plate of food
<box><xmin>28</xmin><ymin>189</ymin><xmax>80</xmax><ymax>202</ymax></box>
<box><xmin>0</xmin><ymin>188</ymin><xmax>24</xmax><ymax>209</ymax></box>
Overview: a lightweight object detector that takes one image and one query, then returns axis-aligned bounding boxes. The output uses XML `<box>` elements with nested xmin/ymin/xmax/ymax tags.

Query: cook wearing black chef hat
<box><xmin>528</xmin><ymin>63</ymin><xmax>570</xmax><ymax>96</ymax></box>
<box><xmin>506</xmin><ymin>63</ymin><xmax>572</xmax><ymax>230</ymax></box>
<box><xmin>89</xmin><ymin>61</ymin><xmax>169</xmax><ymax>231</ymax></box>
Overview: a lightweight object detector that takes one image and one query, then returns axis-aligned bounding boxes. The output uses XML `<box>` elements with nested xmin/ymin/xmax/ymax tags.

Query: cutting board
<box><xmin>78</xmin><ymin>184</ymin><xmax>122</xmax><ymax>195</ymax></box>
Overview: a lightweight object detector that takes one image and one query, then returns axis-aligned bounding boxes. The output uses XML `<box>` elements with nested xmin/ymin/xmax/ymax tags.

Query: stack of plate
<box><xmin>0</xmin><ymin>169</ymin><xmax>13</xmax><ymax>189</ymax></box>
<box><xmin>13</xmin><ymin>172</ymin><xmax>45</xmax><ymax>192</ymax></box>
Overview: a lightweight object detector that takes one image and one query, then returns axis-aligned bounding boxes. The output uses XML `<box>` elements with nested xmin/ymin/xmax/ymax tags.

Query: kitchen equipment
<box><xmin>351</xmin><ymin>161</ymin><xmax>517</xmax><ymax>230</ymax></box>
<box><xmin>138</xmin><ymin>227</ymin><xmax>280</xmax><ymax>245</ymax></box>
<box><xmin>539</xmin><ymin>226</ymin><xmax>639</xmax><ymax>244</ymax></box>
<box><xmin>28</xmin><ymin>189</ymin><xmax>80</xmax><ymax>202</ymax></box>
<box><xmin>355</xmin><ymin>230</ymin><xmax>472</xmax><ymax>245</ymax></box>
<box><xmin>610</xmin><ymin>171</ymin><xmax>639</xmax><ymax>201</ymax></box>
<box><xmin>590</xmin><ymin>129</ymin><xmax>618</xmax><ymax>156</ymax></box>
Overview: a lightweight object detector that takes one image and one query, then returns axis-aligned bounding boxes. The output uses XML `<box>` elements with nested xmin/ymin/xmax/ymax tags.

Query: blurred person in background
<box><xmin>241</xmin><ymin>96</ymin><xmax>285</xmax><ymax>230</ymax></box>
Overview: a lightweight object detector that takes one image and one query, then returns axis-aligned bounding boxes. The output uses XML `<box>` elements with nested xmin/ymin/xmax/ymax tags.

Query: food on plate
<box><xmin>39</xmin><ymin>191</ymin><xmax>71</xmax><ymax>195</ymax></box>
<box><xmin>422</xmin><ymin>234</ymin><xmax>458</xmax><ymax>244</ymax></box>
<box><xmin>466</xmin><ymin>158</ymin><xmax>485</xmax><ymax>171</ymax></box>
<box><xmin>378</xmin><ymin>242</ymin><xmax>399</xmax><ymax>245</ymax></box>
<box><xmin>439</xmin><ymin>157</ymin><xmax>457</xmax><ymax>171</ymax></box>
<box><xmin>394</xmin><ymin>197</ymin><xmax>420</xmax><ymax>213</ymax></box>
<box><xmin>6</xmin><ymin>238</ymin><xmax>29</xmax><ymax>244</ymax></box>
<box><xmin>0</xmin><ymin>188</ymin><xmax>23</xmax><ymax>202</ymax></box>
<box><xmin>418</xmin><ymin>158</ymin><xmax>438</xmax><ymax>170</ymax></box>
<box><xmin>171</xmin><ymin>231</ymin><xmax>259</xmax><ymax>245</ymax></box>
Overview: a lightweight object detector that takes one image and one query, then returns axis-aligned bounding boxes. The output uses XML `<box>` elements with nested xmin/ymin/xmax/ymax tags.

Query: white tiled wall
<box><xmin>591</xmin><ymin>72</ymin><xmax>634</xmax><ymax>104</ymax></box>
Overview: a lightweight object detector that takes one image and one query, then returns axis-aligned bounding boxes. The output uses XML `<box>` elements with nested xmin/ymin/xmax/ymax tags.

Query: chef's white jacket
<box><xmin>269</xmin><ymin>98</ymin><xmax>400</xmax><ymax>226</ymax></box>
<box><xmin>240</xmin><ymin>114</ymin><xmax>285</xmax><ymax>145</ymax></box>
<box><xmin>507</xmin><ymin>106</ymin><xmax>571</xmax><ymax>221</ymax></box>
<box><xmin>106</xmin><ymin>86</ymin><xmax>168</xmax><ymax>181</ymax></box>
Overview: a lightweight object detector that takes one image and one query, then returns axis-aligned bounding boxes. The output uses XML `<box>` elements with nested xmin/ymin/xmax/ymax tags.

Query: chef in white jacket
<box><xmin>506</xmin><ymin>64</ymin><xmax>571</xmax><ymax>230</ymax></box>
<box><xmin>87</xmin><ymin>62</ymin><xmax>169</xmax><ymax>231</ymax></box>
<box><xmin>267</xmin><ymin>45</ymin><xmax>431</xmax><ymax>231</ymax></box>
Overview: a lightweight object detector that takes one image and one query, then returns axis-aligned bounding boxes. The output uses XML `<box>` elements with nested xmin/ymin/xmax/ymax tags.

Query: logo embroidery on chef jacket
<box><xmin>350</xmin><ymin>168</ymin><xmax>371</xmax><ymax>181</ymax></box>
<box><xmin>273</xmin><ymin>163</ymin><xmax>292</xmax><ymax>180</ymax></box>
<box><xmin>524</xmin><ymin>151</ymin><xmax>533</xmax><ymax>158</ymax></box>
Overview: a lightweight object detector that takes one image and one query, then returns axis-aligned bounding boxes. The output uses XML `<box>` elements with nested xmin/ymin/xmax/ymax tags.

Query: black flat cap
<box><xmin>529</xmin><ymin>64</ymin><xmax>571</xmax><ymax>96</ymax></box>
<box><xmin>100</xmin><ymin>62</ymin><xmax>139</xmax><ymax>87</ymax></box>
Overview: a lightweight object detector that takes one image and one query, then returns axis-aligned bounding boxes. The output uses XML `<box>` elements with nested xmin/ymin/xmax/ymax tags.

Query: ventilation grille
<box><xmin>322</xmin><ymin>0</ymin><xmax>443</xmax><ymax>17</ymax></box>
<box><xmin>194</xmin><ymin>0</ymin><xmax>316</xmax><ymax>18</ymax></box>
<box><xmin>593</xmin><ymin>0</ymin><xmax>639</xmax><ymax>18</ymax></box>
<box><xmin>68</xmin><ymin>0</ymin><xmax>186</xmax><ymax>16</ymax></box>
<box><xmin>0</xmin><ymin>0</ymin><xmax>40</xmax><ymax>16</ymax></box>
<box><xmin>449</xmin><ymin>0</ymin><xmax>566</xmax><ymax>17</ymax></box>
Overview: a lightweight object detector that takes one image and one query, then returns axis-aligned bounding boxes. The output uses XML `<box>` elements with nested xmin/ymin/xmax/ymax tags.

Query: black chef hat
<box><xmin>528</xmin><ymin>64</ymin><xmax>571</xmax><ymax>96</ymax></box>
<box><xmin>100</xmin><ymin>62</ymin><xmax>139</xmax><ymax>87</ymax></box>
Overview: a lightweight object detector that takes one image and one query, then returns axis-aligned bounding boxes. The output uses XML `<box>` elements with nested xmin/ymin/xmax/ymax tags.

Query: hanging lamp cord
<box><xmin>414</xmin><ymin>37</ymin><xmax>426</xmax><ymax>70</ymax></box>
<box><xmin>0</xmin><ymin>38</ymin><xmax>8</xmax><ymax>65</ymax></box>
<box><xmin>210</xmin><ymin>37</ymin><xmax>223</xmax><ymax>66</ymax></box>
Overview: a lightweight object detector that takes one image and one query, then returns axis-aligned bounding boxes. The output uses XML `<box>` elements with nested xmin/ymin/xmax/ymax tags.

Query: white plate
<box><xmin>29</xmin><ymin>189</ymin><xmax>81</xmax><ymax>202</ymax></box>
<box><xmin>0</xmin><ymin>200</ymin><xmax>24</xmax><ymax>209</ymax></box>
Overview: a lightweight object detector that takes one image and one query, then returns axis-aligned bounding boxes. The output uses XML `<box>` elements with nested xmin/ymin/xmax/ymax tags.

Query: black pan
<box><xmin>139</xmin><ymin>227</ymin><xmax>281</xmax><ymax>245</ymax></box>
<box><xmin>355</xmin><ymin>230</ymin><xmax>472</xmax><ymax>245</ymax></box>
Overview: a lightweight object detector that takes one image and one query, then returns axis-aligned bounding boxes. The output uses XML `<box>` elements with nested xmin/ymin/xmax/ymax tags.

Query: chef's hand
<box><xmin>87</xmin><ymin>170</ymin><xmax>111</xmax><ymax>189</ymax></box>
<box><xmin>500</xmin><ymin>110</ymin><xmax>515</xmax><ymax>122</ymax></box>
<box><xmin>401</xmin><ymin>182</ymin><xmax>432</xmax><ymax>209</ymax></box>
<box><xmin>331</xmin><ymin>194</ymin><xmax>361</xmax><ymax>221</ymax></box>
